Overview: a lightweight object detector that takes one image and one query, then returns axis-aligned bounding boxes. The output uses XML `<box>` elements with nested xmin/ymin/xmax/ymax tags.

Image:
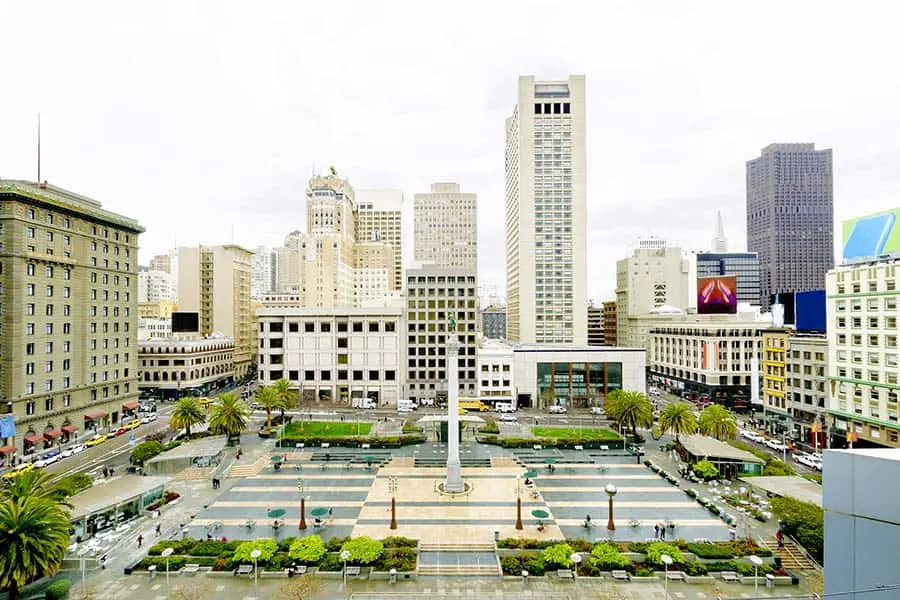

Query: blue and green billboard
<box><xmin>842</xmin><ymin>208</ymin><xmax>900</xmax><ymax>261</ymax></box>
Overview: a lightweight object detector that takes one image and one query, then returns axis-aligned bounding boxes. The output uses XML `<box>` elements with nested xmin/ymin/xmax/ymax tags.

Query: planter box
<box><xmin>684</xmin><ymin>575</ymin><xmax>715</xmax><ymax>584</ymax></box>
<box><xmin>772</xmin><ymin>576</ymin><xmax>795</xmax><ymax>586</ymax></box>
<box><xmin>740</xmin><ymin>575</ymin><xmax>766</xmax><ymax>585</ymax></box>
<box><xmin>629</xmin><ymin>575</ymin><xmax>659</xmax><ymax>582</ymax></box>
<box><xmin>369</xmin><ymin>571</ymin><xmax>417</xmax><ymax>581</ymax></box>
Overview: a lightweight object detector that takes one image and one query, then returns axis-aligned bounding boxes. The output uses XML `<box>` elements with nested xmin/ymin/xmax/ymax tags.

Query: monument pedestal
<box><xmin>444</xmin><ymin>338</ymin><xmax>465</xmax><ymax>493</ymax></box>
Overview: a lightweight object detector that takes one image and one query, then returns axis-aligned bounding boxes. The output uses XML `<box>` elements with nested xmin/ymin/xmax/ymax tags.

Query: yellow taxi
<box><xmin>123</xmin><ymin>419</ymin><xmax>141</xmax><ymax>431</ymax></box>
<box><xmin>2</xmin><ymin>462</ymin><xmax>36</xmax><ymax>481</ymax></box>
<box><xmin>85</xmin><ymin>434</ymin><xmax>108</xmax><ymax>447</ymax></box>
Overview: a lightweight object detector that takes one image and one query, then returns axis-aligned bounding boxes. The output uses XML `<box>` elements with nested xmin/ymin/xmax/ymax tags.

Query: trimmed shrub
<box><xmin>139</xmin><ymin>556</ymin><xmax>187</xmax><ymax>571</ymax></box>
<box><xmin>288</xmin><ymin>535</ymin><xmax>327</xmax><ymax>564</ymax></box>
<box><xmin>686</xmin><ymin>543</ymin><xmax>732</xmax><ymax>559</ymax></box>
<box><xmin>130</xmin><ymin>440</ymin><xmax>165</xmax><ymax>465</ymax></box>
<box><xmin>317</xmin><ymin>553</ymin><xmax>343</xmax><ymax>571</ymax></box>
<box><xmin>735</xmin><ymin>561</ymin><xmax>773</xmax><ymax>576</ymax></box>
<box><xmin>500</xmin><ymin>556</ymin><xmax>524</xmax><ymax>575</ymax></box>
<box><xmin>590</xmin><ymin>543</ymin><xmax>632</xmax><ymax>571</ymax></box>
<box><xmin>683</xmin><ymin>560</ymin><xmax>708</xmax><ymax>575</ymax></box>
<box><xmin>645</xmin><ymin>542</ymin><xmax>684</xmax><ymax>566</ymax></box>
<box><xmin>692</xmin><ymin>460</ymin><xmax>719</xmax><ymax>480</ymax></box>
<box><xmin>44</xmin><ymin>578</ymin><xmax>72</xmax><ymax>600</ymax></box>
<box><xmin>523</xmin><ymin>555</ymin><xmax>547</xmax><ymax>576</ymax></box>
<box><xmin>705</xmin><ymin>560</ymin><xmax>739</xmax><ymax>572</ymax></box>
<box><xmin>56</xmin><ymin>473</ymin><xmax>94</xmax><ymax>496</ymax></box>
<box><xmin>189</xmin><ymin>540</ymin><xmax>225</xmax><ymax>556</ymax></box>
<box><xmin>634</xmin><ymin>566</ymin><xmax>655</xmax><ymax>577</ymax></box>
<box><xmin>374</xmin><ymin>547</ymin><xmax>417</xmax><ymax>572</ymax></box>
<box><xmin>148</xmin><ymin>539</ymin><xmax>195</xmax><ymax>556</ymax></box>
<box><xmin>771</xmin><ymin>496</ymin><xmax>824</xmax><ymax>562</ymax></box>
<box><xmin>685</xmin><ymin>488</ymin><xmax>698</xmax><ymax>498</ymax></box>
<box><xmin>340</xmin><ymin>536</ymin><xmax>384</xmax><ymax>565</ymax></box>
<box><xmin>277</xmin><ymin>536</ymin><xmax>297</xmax><ymax>552</ymax></box>
<box><xmin>541</xmin><ymin>543</ymin><xmax>575</xmax><ymax>568</ymax></box>
<box><xmin>233</xmin><ymin>539</ymin><xmax>279</xmax><ymax>565</ymax></box>
<box><xmin>478</xmin><ymin>418</ymin><xmax>500</xmax><ymax>434</ymax></box>
<box><xmin>325</xmin><ymin>536</ymin><xmax>350</xmax><ymax>552</ymax></box>
<box><xmin>381</xmin><ymin>536</ymin><xmax>418</xmax><ymax>548</ymax></box>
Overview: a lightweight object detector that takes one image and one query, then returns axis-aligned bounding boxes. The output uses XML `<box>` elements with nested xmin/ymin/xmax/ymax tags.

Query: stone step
<box><xmin>413</xmin><ymin>458</ymin><xmax>492</xmax><ymax>468</ymax></box>
<box><xmin>173</xmin><ymin>467</ymin><xmax>212</xmax><ymax>481</ymax></box>
<box><xmin>417</xmin><ymin>565</ymin><xmax>499</xmax><ymax>576</ymax></box>
<box><xmin>419</xmin><ymin>543</ymin><xmax>496</xmax><ymax>553</ymax></box>
<box><xmin>759</xmin><ymin>538</ymin><xmax>817</xmax><ymax>570</ymax></box>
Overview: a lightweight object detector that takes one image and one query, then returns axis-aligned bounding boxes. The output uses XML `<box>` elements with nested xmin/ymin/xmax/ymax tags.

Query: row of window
<box><xmin>263</xmin><ymin>320</ymin><xmax>397</xmax><ymax>334</ymax></box>
<box><xmin>263</xmin><ymin>369</ymin><xmax>397</xmax><ymax>382</ymax></box>
<box><xmin>21</xmin><ymin>384</ymin><xmax>130</xmax><ymax>416</ymax></box>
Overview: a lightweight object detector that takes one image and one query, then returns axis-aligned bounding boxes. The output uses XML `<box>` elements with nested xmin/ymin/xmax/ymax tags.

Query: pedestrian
<box><xmin>776</xmin><ymin>530</ymin><xmax>784</xmax><ymax>548</ymax></box>
<box><xmin>155</xmin><ymin>524</ymin><xmax>161</xmax><ymax>537</ymax></box>
<box><xmin>137</xmin><ymin>534</ymin><xmax>143</xmax><ymax>548</ymax></box>
<box><xmin>654</xmin><ymin>523</ymin><xmax>660</xmax><ymax>539</ymax></box>
<box><xmin>660</xmin><ymin>526</ymin><xmax>666</xmax><ymax>540</ymax></box>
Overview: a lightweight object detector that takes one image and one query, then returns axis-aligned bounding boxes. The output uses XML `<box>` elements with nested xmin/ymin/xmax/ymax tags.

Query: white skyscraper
<box><xmin>413</xmin><ymin>182</ymin><xmax>478</xmax><ymax>273</ymax></box>
<box><xmin>712</xmin><ymin>210</ymin><xmax>728</xmax><ymax>253</ymax></box>
<box><xmin>505</xmin><ymin>75</ymin><xmax>587</xmax><ymax>344</ymax></box>
<box><xmin>250</xmin><ymin>245</ymin><xmax>275</xmax><ymax>299</ymax></box>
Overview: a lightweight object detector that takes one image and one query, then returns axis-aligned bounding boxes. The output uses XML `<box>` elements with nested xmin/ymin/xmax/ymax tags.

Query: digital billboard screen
<box><xmin>795</xmin><ymin>290</ymin><xmax>826</xmax><ymax>332</ymax></box>
<box><xmin>697</xmin><ymin>276</ymin><xmax>738</xmax><ymax>314</ymax></box>
<box><xmin>842</xmin><ymin>208</ymin><xmax>900</xmax><ymax>261</ymax></box>
<box><xmin>770</xmin><ymin>292</ymin><xmax>796</xmax><ymax>325</ymax></box>
<box><xmin>171</xmin><ymin>312</ymin><xmax>200</xmax><ymax>333</ymax></box>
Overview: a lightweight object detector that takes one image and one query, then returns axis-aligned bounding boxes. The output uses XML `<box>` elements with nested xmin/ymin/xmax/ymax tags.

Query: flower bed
<box><xmin>145</xmin><ymin>491</ymin><xmax>180</xmax><ymax>512</ymax></box>
<box><xmin>280</xmin><ymin>434</ymin><xmax>425</xmax><ymax>447</ymax></box>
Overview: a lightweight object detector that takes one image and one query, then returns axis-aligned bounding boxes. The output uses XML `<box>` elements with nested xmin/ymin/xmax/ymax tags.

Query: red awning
<box><xmin>61</xmin><ymin>425</ymin><xmax>79</xmax><ymax>433</ymax></box>
<box><xmin>84</xmin><ymin>411</ymin><xmax>107</xmax><ymax>420</ymax></box>
<box><xmin>24</xmin><ymin>435</ymin><xmax>42</xmax><ymax>445</ymax></box>
<box><xmin>0</xmin><ymin>446</ymin><xmax>15</xmax><ymax>455</ymax></box>
<box><xmin>44</xmin><ymin>430</ymin><xmax>62</xmax><ymax>439</ymax></box>
<box><xmin>122</xmin><ymin>401</ymin><xmax>140</xmax><ymax>410</ymax></box>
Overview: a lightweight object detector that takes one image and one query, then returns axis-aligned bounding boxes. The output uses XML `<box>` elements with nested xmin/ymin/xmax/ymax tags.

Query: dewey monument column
<box><xmin>444</xmin><ymin>314</ymin><xmax>465</xmax><ymax>492</ymax></box>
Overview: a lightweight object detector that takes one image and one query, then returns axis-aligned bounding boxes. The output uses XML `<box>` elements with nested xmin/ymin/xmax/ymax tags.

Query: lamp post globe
<box><xmin>605</xmin><ymin>484</ymin><xmax>618</xmax><ymax>531</ymax></box>
<box><xmin>749</xmin><ymin>555</ymin><xmax>763</xmax><ymax>598</ymax></box>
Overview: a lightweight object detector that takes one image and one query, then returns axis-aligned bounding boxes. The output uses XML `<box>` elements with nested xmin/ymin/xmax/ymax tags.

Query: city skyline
<box><xmin>3</xmin><ymin>2</ymin><xmax>900</xmax><ymax>302</ymax></box>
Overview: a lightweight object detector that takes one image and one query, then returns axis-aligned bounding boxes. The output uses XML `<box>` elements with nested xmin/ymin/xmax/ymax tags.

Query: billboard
<box><xmin>697</xmin><ymin>276</ymin><xmax>737</xmax><ymax>314</ymax></box>
<box><xmin>770</xmin><ymin>292</ymin><xmax>796</xmax><ymax>325</ymax></box>
<box><xmin>842</xmin><ymin>208</ymin><xmax>900</xmax><ymax>261</ymax></box>
<box><xmin>795</xmin><ymin>290</ymin><xmax>826</xmax><ymax>332</ymax></box>
<box><xmin>171</xmin><ymin>312</ymin><xmax>200</xmax><ymax>333</ymax></box>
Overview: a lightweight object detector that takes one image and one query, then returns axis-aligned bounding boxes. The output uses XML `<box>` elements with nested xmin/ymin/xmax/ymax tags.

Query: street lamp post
<box><xmin>749</xmin><ymin>555</ymin><xmax>763</xmax><ymax>598</ymax></box>
<box><xmin>340</xmin><ymin>550</ymin><xmax>351</xmax><ymax>586</ymax></box>
<box><xmin>297</xmin><ymin>480</ymin><xmax>307</xmax><ymax>530</ymax></box>
<box><xmin>661</xmin><ymin>554</ymin><xmax>673</xmax><ymax>599</ymax></box>
<box><xmin>251</xmin><ymin>549</ymin><xmax>262</xmax><ymax>598</ymax></box>
<box><xmin>161</xmin><ymin>547</ymin><xmax>174</xmax><ymax>590</ymax></box>
<box><xmin>605</xmin><ymin>483</ymin><xmax>617</xmax><ymax>531</ymax></box>
<box><xmin>389</xmin><ymin>476</ymin><xmax>398</xmax><ymax>530</ymax></box>
<box><xmin>570</xmin><ymin>553</ymin><xmax>581</xmax><ymax>580</ymax></box>
<box><xmin>515</xmin><ymin>475</ymin><xmax>523</xmax><ymax>530</ymax></box>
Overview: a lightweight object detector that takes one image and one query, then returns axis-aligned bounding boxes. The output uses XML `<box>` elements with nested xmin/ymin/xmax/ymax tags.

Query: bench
<box><xmin>148</xmin><ymin>565</ymin><xmax>157</xmax><ymax>576</ymax></box>
<box><xmin>721</xmin><ymin>571</ymin><xmax>739</xmax><ymax>582</ymax></box>
<box><xmin>285</xmin><ymin>565</ymin><xmax>308</xmax><ymax>576</ymax></box>
<box><xmin>574</xmin><ymin>445</ymin><xmax>584</xmax><ymax>451</ymax></box>
<box><xmin>611</xmin><ymin>570</ymin><xmax>630</xmax><ymax>580</ymax></box>
<box><xmin>321</xmin><ymin>442</ymin><xmax>330</xmax><ymax>448</ymax></box>
<box><xmin>345</xmin><ymin>566</ymin><xmax>361</xmax><ymax>577</ymax></box>
<box><xmin>182</xmin><ymin>564</ymin><xmax>201</xmax><ymax>575</ymax></box>
<box><xmin>533</xmin><ymin>445</ymin><xmax>542</xmax><ymax>451</ymax></box>
<box><xmin>295</xmin><ymin>443</ymin><xmax>305</xmax><ymax>449</ymax></box>
<box><xmin>666</xmin><ymin>571</ymin><xmax>686</xmax><ymax>581</ymax></box>
<box><xmin>235</xmin><ymin>564</ymin><xmax>254</xmax><ymax>576</ymax></box>
<box><xmin>361</xmin><ymin>443</ymin><xmax>371</xmax><ymax>449</ymax></box>
<box><xmin>600</xmin><ymin>445</ymin><xmax>609</xmax><ymax>451</ymax></box>
<box><xmin>557</xmin><ymin>569</ymin><xmax>574</xmax><ymax>580</ymax></box>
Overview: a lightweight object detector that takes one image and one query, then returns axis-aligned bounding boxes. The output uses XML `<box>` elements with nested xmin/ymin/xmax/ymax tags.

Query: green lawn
<box><xmin>283</xmin><ymin>421</ymin><xmax>373</xmax><ymax>437</ymax></box>
<box><xmin>531</xmin><ymin>426</ymin><xmax>620</xmax><ymax>441</ymax></box>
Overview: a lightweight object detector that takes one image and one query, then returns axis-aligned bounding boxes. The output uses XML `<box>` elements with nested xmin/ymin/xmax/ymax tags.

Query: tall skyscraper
<box><xmin>712</xmin><ymin>210</ymin><xmax>728</xmax><ymax>253</ymax></box>
<box><xmin>505</xmin><ymin>75</ymin><xmax>587</xmax><ymax>345</ymax></box>
<box><xmin>0</xmin><ymin>180</ymin><xmax>143</xmax><ymax>457</ymax></box>
<box><xmin>177</xmin><ymin>245</ymin><xmax>254</xmax><ymax>378</ymax></box>
<box><xmin>356</xmin><ymin>190</ymin><xmax>403</xmax><ymax>290</ymax></box>
<box><xmin>413</xmin><ymin>183</ymin><xmax>478</xmax><ymax>274</ymax></box>
<box><xmin>249</xmin><ymin>246</ymin><xmax>275</xmax><ymax>299</ymax></box>
<box><xmin>746</xmin><ymin>143</ymin><xmax>834</xmax><ymax>310</ymax></box>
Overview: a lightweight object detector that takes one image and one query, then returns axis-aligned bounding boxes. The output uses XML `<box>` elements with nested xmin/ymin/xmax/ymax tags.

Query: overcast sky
<box><xmin>2</xmin><ymin>1</ymin><xmax>899</xmax><ymax>301</ymax></box>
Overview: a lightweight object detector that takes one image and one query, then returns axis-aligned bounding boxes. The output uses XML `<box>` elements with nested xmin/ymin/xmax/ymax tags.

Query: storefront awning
<box><xmin>0</xmin><ymin>446</ymin><xmax>15</xmax><ymax>455</ymax></box>
<box><xmin>84</xmin><ymin>411</ymin><xmax>107</xmax><ymax>420</ymax></box>
<box><xmin>122</xmin><ymin>401</ymin><xmax>140</xmax><ymax>410</ymax></box>
<box><xmin>24</xmin><ymin>435</ymin><xmax>42</xmax><ymax>445</ymax></box>
<box><xmin>44</xmin><ymin>430</ymin><xmax>62</xmax><ymax>439</ymax></box>
<box><xmin>61</xmin><ymin>424</ymin><xmax>79</xmax><ymax>433</ymax></box>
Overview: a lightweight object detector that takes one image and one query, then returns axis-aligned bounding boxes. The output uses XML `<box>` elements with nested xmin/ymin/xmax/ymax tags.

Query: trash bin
<box><xmin>766</xmin><ymin>573</ymin><xmax>775</xmax><ymax>589</ymax></box>
<box><xmin>522</xmin><ymin>570</ymin><xmax>529</xmax><ymax>584</ymax></box>
<box><xmin>494</xmin><ymin>529</ymin><xmax>500</xmax><ymax>542</ymax></box>
<box><xmin>390</xmin><ymin>568</ymin><xmax>397</xmax><ymax>584</ymax></box>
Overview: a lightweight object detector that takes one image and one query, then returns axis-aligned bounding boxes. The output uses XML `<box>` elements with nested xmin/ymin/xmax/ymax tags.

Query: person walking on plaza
<box><xmin>137</xmin><ymin>534</ymin><xmax>143</xmax><ymax>548</ymax></box>
<box><xmin>776</xmin><ymin>530</ymin><xmax>784</xmax><ymax>548</ymax></box>
<box><xmin>155</xmin><ymin>524</ymin><xmax>161</xmax><ymax>537</ymax></box>
<box><xmin>654</xmin><ymin>523</ymin><xmax>660</xmax><ymax>539</ymax></box>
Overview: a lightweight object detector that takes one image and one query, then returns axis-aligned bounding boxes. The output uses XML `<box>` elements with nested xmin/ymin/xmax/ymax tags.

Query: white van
<box><xmin>495</xmin><ymin>403</ymin><xmax>516</xmax><ymax>413</ymax></box>
<box><xmin>397</xmin><ymin>399</ymin><xmax>417</xmax><ymax>413</ymax></box>
<box><xmin>352</xmin><ymin>398</ymin><xmax>377</xmax><ymax>410</ymax></box>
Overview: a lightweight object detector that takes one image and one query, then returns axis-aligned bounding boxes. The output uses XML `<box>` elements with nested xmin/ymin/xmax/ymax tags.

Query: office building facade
<box><xmin>414</xmin><ymin>182</ymin><xmax>477</xmax><ymax>274</ymax></box>
<box><xmin>177</xmin><ymin>245</ymin><xmax>254</xmax><ymax>378</ymax></box>
<box><xmin>138</xmin><ymin>269</ymin><xmax>176</xmax><ymax>304</ymax></box>
<box><xmin>696</xmin><ymin>252</ymin><xmax>761</xmax><ymax>306</ymax></box>
<box><xmin>746</xmin><ymin>143</ymin><xmax>834</xmax><ymax>310</ymax></box>
<box><xmin>602</xmin><ymin>300</ymin><xmax>618</xmax><ymax>346</ymax></box>
<box><xmin>480</xmin><ymin>305</ymin><xmax>507</xmax><ymax>340</ymax></box>
<box><xmin>250</xmin><ymin>246</ymin><xmax>275</xmax><ymax>299</ymax></box>
<box><xmin>587</xmin><ymin>303</ymin><xmax>605</xmax><ymax>346</ymax></box>
<box><xmin>356</xmin><ymin>189</ymin><xmax>403</xmax><ymax>289</ymax></box>
<box><xmin>0</xmin><ymin>180</ymin><xmax>143</xmax><ymax>458</ymax></box>
<box><xmin>505</xmin><ymin>75</ymin><xmax>587</xmax><ymax>345</ymax></box>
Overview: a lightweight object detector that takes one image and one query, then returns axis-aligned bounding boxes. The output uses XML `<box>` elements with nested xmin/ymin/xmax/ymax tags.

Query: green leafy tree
<box><xmin>698</xmin><ymin>404</ymin><xmax>738</xmax><ymax>440</ymax></box>
<box><xmin>590</xmin><ymin>543</ymin><xmax>632</xmax><ymax>570</ymax></box>
<box><xmin>0</xmin><ymin>470</ymin><xmax>72</xmax><ymax>505</ymax></box>
<box><xmin>55</xmin><ymin>473</ymin><xmax>93</xmax><ymax>497</ymax></box>
<box><xmin>340</xmin><ymin>537</ymin><xmax>384</xmax><ymax>565</ymax></box>
<box><xmin>169</xmin><ymin>396</ymin><xmax>205</xmax><ymax>438</ymax></box>
<box><xmin>254</xmin><ymin>386</ymin><xmax>281</xmax><ymax>430</ymax></box>
<box><xmin>271</xmin><ymin>378</ymin><xmax>294</xmax><ymax>419</ymax></box>
<box><xmin>541</xmin><ymin>542</ymin><xmax>575</xmax><ymax>568</ymax></box>
<box><xmin>288</xmin><ymin>535</ymin><xmax>327</xmax><ymax>564</ymax></box>
<box><xmin>771</xmin><ymin>496</ymin><xmax>824</xmax><ymax>562</ymax></box>
<box><xmin>0</xmin><ymin>496</ymin><xmax>72</xmax><ymax>600</ymax></box>
<box><xmin>208</xmin><ymin>393</ymin><xmax>250</xmax><ymax>439</ymax></box>
<box><xmin>233</xmin><ymin>538</ymin><xmax>279</xmax><ymax>564</ymax></box>
<box><xmin>130</xmin><ymin>441</ymin><xmax>165</xmax><ymax>465</ymax></box>
<box><xmin>605</xmin><ymin>390</ymin><xmax>653</xmax><ymax>437</ymax></box>
<box><xmin>658</xmin><ymin>402</ymin><xmax>697</xmax><ymax>442</ymax></box>
<box><xmin>692</xmin><ymin>460</ymin><xmax>719</xmax><ymax>480</ymax></box>
<box><xmin>645</xmin><ymin>542</ymin><xmax>684</xmax><ymax>566</ymax></box>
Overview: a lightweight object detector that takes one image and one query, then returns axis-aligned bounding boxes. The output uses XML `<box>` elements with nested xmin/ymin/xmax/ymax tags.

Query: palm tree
<box><xmin>169</xmin><ymin>396</ymin><xmax>205</xmax><ymax>439</ymax></box>
<box><xmin>605</xmin><ymin>390</ymin><xmax>653</xmax><ymax>438</ymax></box>
<box><xmin>0</xmin><ymin>470</ymin><xmax>72</xmax><ymax>506</ymax></box>
<box><xmin>0</xmin><ymin>496</ymin><xmax>72</xmax><ymax>600</ymax></box>
<box><xmin>699</xmin><ymin>404</ymin><xmax>738</xmax><ymax>440</ymax></box>
<box><xmin>658</xmin><ymin>402</ymin><xmax>698</xmax><ymax>443</ymax></box>
<box><xmin>271</xmin><ymin>378</ymin><xmax>294</xmax><ymax>420</ymax></box>
<box><xmin>254</xmin><ymin>386</ymin><xmax>280</xmax><ymax>430</ymax></box>
<box><xmin>209</xmin><ymin>393</ymin><xmax>251</xmax><ymax>440</ymax></box>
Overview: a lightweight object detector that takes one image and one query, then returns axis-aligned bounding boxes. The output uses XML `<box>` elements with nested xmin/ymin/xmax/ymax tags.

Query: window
<box><xmin>352</xmin><ymin>322</ymin><xmax>363</xmax><ymax>332</ymax></box>
<box><xmin>385</xmin><ymin>370</ymin><xmax>396</xmax><ymax>381</ymax></box>
<box><xmin>46</xmin><ymin>285</ymin><xmax>53</xmax><ymax>297</ymax></box>
<box><xmin>385</xmin><ymin>321</ymin><xmax>396</xmax><ymax>332</ymax></box>
<box><xmin>26</xmin><ymin>283</ymin><xmax>34</xmax><ymax>296</ymax></box>
<box><xmin>369</xmin><ymin>322</ymin><xmax>379</xmax><ymax>333</ymax></box>
<box><xmin>320</xmin><ymin>322</ymin><xmax>331</xmax><ymax>333</ymax></box>
<box><xmin>27</xmin><ymin>263</ymin><xmax>35</xmax><ymax>276</ymax></box>
<box><xmin>320</xmin><ymin>370</ymin><xmax>331</xmax><ymax>381</ymax></box>
<box><xmin>304</xmin><ymin>370</ymin><xmax>315</xmax><ymax>381</ymax></box>
<box><xmin>304</xmin><ymin>322</ymin><xmax>315</xmax><ymax>332</ymax></box>
<box><xmin>26</xmin><ymin>227</ymin><xmax>35</xmax><ymax>238</ymax></box>
<box><xmin>25</xmin><ymin>323</ymin><xmax>34</xmax><ymax>335</ymax></box>
<box><xmin>352</xmin><ymin>370</ymin><xmax>363</xmax><ymax>381</ymax></box>
<box><xmin>368</xmin><ymin>370</ymin><xmax>379</xmax><ymax>380</ymax></box>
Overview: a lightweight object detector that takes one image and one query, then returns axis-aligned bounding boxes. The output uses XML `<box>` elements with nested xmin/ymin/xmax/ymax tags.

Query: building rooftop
<box><xmin>0</xmin><ymin>179</ymin><xmax>144</xmax><ymax>232</ymax></box>
<box><xmin>680</xmin><ymin>435</ymin><xmax>766</xmax><ymax>464</ymax></box>
<box><xmin>738</xmin><ymin>475</ymin><xmax>823</xmax><ymax>507</ymax></box>
<box><xmin>71</xmin><ymin>476</ymin><xmax>169</xmax><ymax>521</ymax></box>
<box><xmin>138</xmin><ymin>336</ymin><xmax>234</xmax><ymax>350</ymax></box>
<box><xmin>145</xmin><ymin>436</ymin><xmax>227</xmax><ymax>464</ymax></box>
<box><xmin>830</xmin><ymin>448</ymin><xmax>900</xmax><ymax>461</ymax></box>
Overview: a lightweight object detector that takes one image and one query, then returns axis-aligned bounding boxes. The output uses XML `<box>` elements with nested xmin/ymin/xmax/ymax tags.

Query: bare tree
<box><xmin>168</xmin><ymin>581</ymin><xmax>211</xmax><ymax>600</ymax></box>
<box><xmin>278</xmin><ymin>575</ymin><xmax>323</xmax><ymax>600</ymax></box>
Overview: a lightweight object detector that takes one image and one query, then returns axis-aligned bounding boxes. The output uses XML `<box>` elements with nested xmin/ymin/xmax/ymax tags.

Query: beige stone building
<box><xmin>177</xmin><ymin>245</ymin><xmax>254</xmax><ymax>378</ymax></box>
<box><xmin>414</xmin><ymin>182</ymin><xmax>477</xmax><ymax>274</ymax></box>
<box><xmin>138</xmin><ymin>299</ymin><xmax>177</xmax><ymax>320</ymax></box>
<box><xmin>0</xmin><ymin>180</ymin><xmax>143</xmax><ymax>459</ymax></box>
<box><xmin>138</xmin><ymin>336</ymin><xmax>235</xmax><ymax>399</ymax></box>
<box><xmin>354</xmin><ymin>241</ymin><xmax>395</xmax><ymax>305</ymax></box>
<box><xmin>356</xmin><ymin>189</ymin><xmax>403</xmax><ymax>289</ymax></box>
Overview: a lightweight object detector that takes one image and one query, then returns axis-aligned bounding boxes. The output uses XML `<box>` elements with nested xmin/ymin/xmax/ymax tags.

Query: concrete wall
<box><xmin>824</xmin><ymin>449</ymin><xmax>900</xmax><ymax>599</ymax></box>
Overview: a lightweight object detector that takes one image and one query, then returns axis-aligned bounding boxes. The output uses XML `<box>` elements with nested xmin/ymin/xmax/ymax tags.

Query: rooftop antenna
<box><xmin>36</xmin><ymin>113</ymin><xmax>41</xmax><ymax>182</ymax></box>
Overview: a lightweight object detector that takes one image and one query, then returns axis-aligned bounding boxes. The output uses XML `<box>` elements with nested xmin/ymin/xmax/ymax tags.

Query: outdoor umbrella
<box><xmin>531</xmin><ymin>509</ymin><xmax>550</xmax><ymax>519</ymax></box>
<box><xmin>270</xmin><ymin>455</ymin><xmax>283</xmax><ymax>463</ymax></box>
<box><xmin>310</xmin><ymin>507</ymin><xmax>329</xmax><ymax>517</ymax></box>
<box><xmin>523</xmin><ymin>469</ymin><xmax>538</xmax><ymax>478</ymax></box>
<box><xmin>267</xmin><ymin>509</ymin><xmax>286</xmax><ymax>519</ymax></box>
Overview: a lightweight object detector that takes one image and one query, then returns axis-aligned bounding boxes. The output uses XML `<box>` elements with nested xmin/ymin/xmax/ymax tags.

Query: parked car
<box><xmin>498</xmin><ymin>413</ymin><xmax>518</xmax><ymax>422</ymax></box>
<box><xmin>60</xmin><ymin>444</ymin><xmax>87</xmax><ymax>458</ymax></box>
<box><xmin>796</xmin><ymin>453</ymin><xmax>822</xmax><ymax>470</ymax></box>
<box><xmin>85</xmin><ymin>434</ymin><xmax>108</xmax><ymax>447</ymax></box>
<box><xmin>2</xmin><ymin>463</ymin><xmax>36</xmax><ymax>480</ymax></box>
<box><xmin>249</xmin><ymin>402</ymin><xmax>262</xmax><ymax>410</ymax></box>
<box><xmin>764</xmin><ymin>438</ymin><xmax>787</xmax><ymax>451</ymax></box>
<box><xmin>34</xmin><ymin>451</ymin><xmax>61</xmax><ymax>468</ymax></box>
<box><xmin>548</xmin><ymin>405</ymin><xmax>567</xmax><ymax>414</ymax></box>
<box><xmin>494</xmin><ymin>403</ymin><xmax>517</xmax><ymax>413</ymax></box>
<box><xmin>140</xmin><ymin>413</ymin><xmax>158</xmax><ymax>424</ymax></box>
<box><xmin>123</xmin><ymin>419</ymin><xmax>141</xmax><ymax>431</ymax></box>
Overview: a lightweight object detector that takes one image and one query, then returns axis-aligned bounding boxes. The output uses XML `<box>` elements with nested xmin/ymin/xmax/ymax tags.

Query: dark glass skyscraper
<box><xmin>746</xmin><ymin>143</ymin><xmax>834</xmax><ymax>310</ymax></box>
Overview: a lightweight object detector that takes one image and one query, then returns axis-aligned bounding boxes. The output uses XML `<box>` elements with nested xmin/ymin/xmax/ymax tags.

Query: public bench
<box><xmin>235</xmin><ymin>564</ymin><xmax>254</xmax><ymax>576</ymax></box>
<box><xmin>182</xmin><ymin>564</ymin><xmax>201</xmax><ymax>575</ymax></box>
<box><xmin>557</xmin><ymin>569</ymin><xmax>574</xmax><ymax>580</ymax></box>
<box><xmin>345</xmin><ymin>566</ymin><xmax>361</xmax><ymax>577</ymax></box>
<box><xmin>721</xmin><ymin>571</ymin><xmax>739</xmax><ymax>582</ymax></box>
<box><xmin>611</xmin><ymin>570</ymin><xmax>630</xmax><ymax>581</ymax></box>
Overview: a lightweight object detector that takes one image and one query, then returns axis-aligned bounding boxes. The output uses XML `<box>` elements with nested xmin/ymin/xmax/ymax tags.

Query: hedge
<box><xmin>280</xmin><ymin>434</ymin><xmax>425</xmax><ymax>448</ymax></box>
<box><xmin>771</xmin><ymin>496</ymin><xmax>823</xmax><ymax>563</ymax></box>
<box><xmin>44</xmin><ymin>578</ymin><xmax>72</xmax><ymax>600</ymax></box>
